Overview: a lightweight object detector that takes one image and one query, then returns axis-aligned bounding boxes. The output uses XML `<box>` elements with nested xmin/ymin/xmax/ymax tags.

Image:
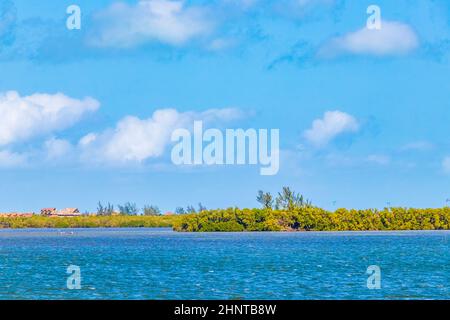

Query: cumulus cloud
<box><xmin>44</xmin><ymin>137</ymin><xmax>73</xmax><ymax>160</ymax></box>
<box><xmin>303</xmin><ymin>110</ymin><xmax>359</xmax><ymax>147</ymax></box>
<box><xmin>0</xmin><ymin>100</ymin><xmax>243</xmax><ymax>168</ymax></box>
<box><xmin>319</xmin><ymin>21</ymin><xmax>419</xmax><ymax>58</ymax></box>
<box><xmin>78</xmin><ymin>107</ymin><xmax>244</xmax><ymax>164</ymax></box>
<box><xmin>0</xmin><ymin>91</ymin><xmax>99</xmax><ymax>146</ymax></box>
<box><xmin>443</xmin><ymin>157</ymin><xmax>450</xmax><ymax>175</ymax></box>
<box><xmin>89</xmin><ymin>0</ymin><xmax>214</xmax><ymax>48</ymax></box>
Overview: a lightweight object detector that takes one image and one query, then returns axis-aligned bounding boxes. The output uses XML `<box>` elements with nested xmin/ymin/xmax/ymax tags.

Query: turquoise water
<box><xmin>0</xmin><ymin>228</ymin><xmax>449</xmax><ymax>300</ymax></box>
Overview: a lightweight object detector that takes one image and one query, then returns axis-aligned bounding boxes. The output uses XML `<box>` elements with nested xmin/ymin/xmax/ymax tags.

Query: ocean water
<box><xmin>0</xmin><ymin>228</ymin><xmax>448</xmax><ymax>300</ymax></box>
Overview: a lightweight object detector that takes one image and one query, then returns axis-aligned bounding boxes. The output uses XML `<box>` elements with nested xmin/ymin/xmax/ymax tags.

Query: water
<box><xmin>0</xmin><ymin>228</ymin><xmax>449</xmax><ymax>300</ymax></box>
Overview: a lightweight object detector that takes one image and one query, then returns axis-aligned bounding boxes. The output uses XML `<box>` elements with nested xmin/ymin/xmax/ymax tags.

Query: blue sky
<box><xmin>0</xmin><ymin>0</ymin><xmax>449</xmax><ymax>212</ymax></box>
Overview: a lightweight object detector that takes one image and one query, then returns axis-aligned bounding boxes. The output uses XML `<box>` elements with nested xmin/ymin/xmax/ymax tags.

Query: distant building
<box><xmin>55</xmin><ymin>208</ymin><xmax>81</xmax><ymax>217</ymax></box>
<box><xmin>41</xmin><ymin>208</ymin><xmax>57</xmax><ymax>216</ymax></box>
<box><xmin>40</xmin><ymin>208</ymin><xmax>81</xmax><ymax>217</ymax></box>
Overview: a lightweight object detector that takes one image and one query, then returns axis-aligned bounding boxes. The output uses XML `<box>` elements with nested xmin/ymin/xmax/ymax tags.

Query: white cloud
<box><xmin>0</xmin><ymin>91</ymin><xmax>99</xmax><ymax>146</ymax></box>
<box><xmin>89</xmin><ymin>0</ymin><xmax>213</xmax><ymax>48</ymax></box>
<box><xmin>319</xmin><ymin>21</ymin><xmax>419</xmax><ymax>57</ymax></box>
<box><xmin>0</xmin><ymin>150</ymin><xmax>26</xmax><ymax>168</ymax></box>
<box><xmin>303</xmin><ymin>110</ymin><xmax>359</xmax><ymax>147</ymax></box>
<box><xmin>366</xmin><ymin>154</ymin><xmax>390</xmax><ymax>166</ymax></box>
<box><xmin>0</xmin><ymin>103</ymin><xmax>243</xmax><ymax>168</ymax></box>
<box><xmin>443</xmin><ymin>157</ymin><xmax>450</xmax><ymax>175</ymax></box>
<box><xmin>44</xmin><ymin>137</ymin><xmax>73</xmax><ymax>160</ymax></box>
<box><xmin>78</xmin><ymin>133</ymin><xmax>97</xmax><ymax>147</ymax></box>
<box><xmin>79</xmin><ymin>107</ymin><xmax>243</xmax><ymax>164</ymax></box>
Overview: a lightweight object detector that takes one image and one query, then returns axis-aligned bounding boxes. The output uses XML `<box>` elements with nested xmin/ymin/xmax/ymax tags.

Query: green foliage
<box><xmin>0</xmin><ymin>215</ymin><xmax>181</xmax><ymax>229</ymax></box>
<box><xmin>173</xmin><ymin>207</ymin><xmax>450</xmax><ymax>232</ymax></box>
<box><xmin>97</xmin><ymin>202</ymin><xmax>114</xmax><ymax>216</ymax></box>
<box><xmin>118</xmin><ymin>202</ymin><xmax>138</xmax><ymax>215</ymax></box>
<box><xmin>275</xmin><ymin>187</ymin><xmax>312</xmax><ymax>210</ymax></box>
<box><xmin>175</xmin><ymin>207</ymin><xmax>186</xmax><ymax>214</ymax></box>
<box><xmin>3</xmin><ymin>207</ymin><xmax>450</xmax><ymax>232</ymax></box>
<box><xmin>186</xmin><ymin>205</ymin><xmax>197</xmax><ymax>214</ymax></box>
<box><xmin>256</xmin><ymin>190</ymin><xmax>274</xmax><ymax>209</ymax></box>
<box><xmin>143</xmin><ymin>205</ymin><xmax>161</xmax><ymax>216</ymax></box>
<box><xmin>198</xmin><ymin>203</ymin><xmax>207</xmax><ymax>212</ymax></box>
<box><xmin>175</xmin><ymin>205</ymin><xmax>202</xmax><ymax>214</ymax></box>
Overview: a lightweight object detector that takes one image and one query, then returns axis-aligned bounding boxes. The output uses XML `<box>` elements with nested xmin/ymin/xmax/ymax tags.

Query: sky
<box><xmin>0</xmin><ymin>0</ymin><xmax>449</xmax><ymax>213</ymax></box>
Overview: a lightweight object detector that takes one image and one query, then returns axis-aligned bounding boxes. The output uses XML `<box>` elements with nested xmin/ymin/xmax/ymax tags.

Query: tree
<box><xmin>175</xmin><ymin>207</ymin><xmax>186</xmax><ymax>214</ymax></box>
<box><xmin>186</xmin><ymin>205</ymin><xmax>197</xmax><ymax>214</ymax></box>
<box><xmin>275</xmin><ymin>187</ymin><xmax>312</xmax><ymax>211</ymax></box>
<box><xmin>198</xmin><ymin>203</ymin><xmax>207</xmax><ymax>212</ymax></box>
<box><xmin>143</xmin><ymin>205</ymin><xmax>161</xmax><ymax>216</ymax></box>
<box><xmin>97</xmin><ymin>202</ymin><xmax>104</xmax><ymax>215</ymax></box>
<box><xmin>256</xmin><ymin>190</ymin><xmax>273</xmax><ymax>209</ymax></box>
<box><xmin>118</xmin><ymin>202</ymin><xmax>138</xmax><ymax>215</ymax></box>
<box><xmin>97</xmin><ymin>202</ymin><xmax>114</xmax><ymax>216</ymax></box>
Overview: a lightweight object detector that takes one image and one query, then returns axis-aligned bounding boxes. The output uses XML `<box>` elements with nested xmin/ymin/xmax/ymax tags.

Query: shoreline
<box><xmin>1</xmin><ymin>227</ymin><xmax>449</xmax><ymax>234</ymax></box>
<box><xmin>2</xmin><ymin>207</ymin><xmax>450</xmax><ymax>232</ymax></box>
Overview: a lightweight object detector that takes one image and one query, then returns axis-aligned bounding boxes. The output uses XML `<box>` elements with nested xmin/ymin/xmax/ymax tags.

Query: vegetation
<box><xmin>1</xmin><ymin>187</ymin><xmax>449</xmax><ymax>231</ymax></box>
<box><xmin>274</xmin><ymin>187</ymin><xmax>312</xmax><ymax>210</ymax></box>
<box><xmin>118</xmin><ymin>202</ymin><xmax>139</xmax><ymax>215</ymax></box>
<box><xmin>174</xmin><ymin>203</ymin><xmax>207</xmax><ymax>214</ymax></box>
<box><xmin>97</xmin><ymin>202</ymin><xmax>114</xmax><ymax>216</ymax></box>
<box><xmin>0</xmin><ymin>215</ymin><xmax>181</xmax><ymax>229</ymax></box>
<box><xmin>143</xmin><ymin>205</ymin><xmax>161</xmax><ymax>216</ymax></box>
<box><xmin>186</xmin><ymin>205</ymin><xmax>197</xmax><ymax>214</ymax></box>
<box><xmin>172</xmin><ymin>187</ymin><xmax>450</xmax><ymax>232</ymax></box>
<box><xmin>2</xmin><ymin>207</ymin><xmax>450</xmax><ymax>231</ymax></box>
<box><xmin>173</xmin><ymin>207</ymin><xmax>450</xmax><ymax>232</ymax></box>
<box><xmin>256</xmin><ymin>190</ymin><xmax>273</xmax><ymax>209</ymax></box>
<box><xmin>175</xmin><ymin>207</ymin><xmax>186</xmax><ymax>214</ymax></box>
